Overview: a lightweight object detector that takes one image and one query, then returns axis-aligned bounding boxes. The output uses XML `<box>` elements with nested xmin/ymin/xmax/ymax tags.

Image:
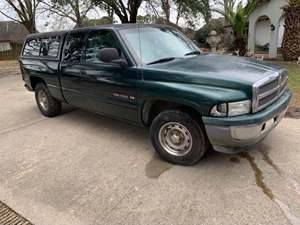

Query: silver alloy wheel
<box><xmin>38</xmin><ymin>90</ymin><xmax>49</xmax><ymax>111</ymax></box>
<box><xmin>158</xmin><ymin>122</ymin><xmax>193</xmax><ymax>156</ymax></box>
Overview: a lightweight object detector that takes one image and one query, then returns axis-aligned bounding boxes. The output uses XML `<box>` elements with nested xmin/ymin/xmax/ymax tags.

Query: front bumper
<box><xmin>202</xmin><ymin>89</ymin><xmax>292</xmax><ymax>154</ymax></box>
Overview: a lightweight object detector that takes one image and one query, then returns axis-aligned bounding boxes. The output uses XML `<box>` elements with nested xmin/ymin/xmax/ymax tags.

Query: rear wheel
<box><xmin>150</xmin><ymin>110</ymin><xmax>208</xmax><ymax>165</ymax></box>
<box><xmin>35</xmin><ymin>83</ymin><xmax>61</xmax><ymax>117</ymax></box>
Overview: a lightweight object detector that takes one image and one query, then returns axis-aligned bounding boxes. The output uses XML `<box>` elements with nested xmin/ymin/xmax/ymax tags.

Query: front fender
<box><xmin>140</xmin><ymin>81</ymin><xmax>249</xmax><ymax>124</ymax></box>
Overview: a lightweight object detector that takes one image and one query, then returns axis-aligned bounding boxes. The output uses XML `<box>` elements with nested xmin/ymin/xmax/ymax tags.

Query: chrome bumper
<box><xmin>204</xmin><ymin>105</ymin><xmax>289</xmax><ymax>154</ymax></box>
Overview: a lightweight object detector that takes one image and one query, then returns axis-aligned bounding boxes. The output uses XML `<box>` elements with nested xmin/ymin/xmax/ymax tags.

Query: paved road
<box><xmin>1</xmin><ymin>63</ymin><xmax>300</xmax><ymax>225</ymax></box>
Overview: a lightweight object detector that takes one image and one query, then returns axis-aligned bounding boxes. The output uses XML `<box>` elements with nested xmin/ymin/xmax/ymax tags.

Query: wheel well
<box><xmin>146</xmin><ymin>100</ymin><xmax>201</xmax><ymax>126</ymax></box>
<box><xmin>30</xmin><ymin>76</ymin><xmax>45</xmax><ymax>90</ymax></box>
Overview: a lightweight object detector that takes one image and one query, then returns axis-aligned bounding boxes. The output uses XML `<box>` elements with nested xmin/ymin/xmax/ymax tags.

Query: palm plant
<box><xmin>282</xmin><ymin>0</ymin><xmax>300</xmax><ymax>61</ymax></box>
<box><xmin>215</xmin><ymin>0</ymin><xmax>256</xmax><ymax>56</ymax></box>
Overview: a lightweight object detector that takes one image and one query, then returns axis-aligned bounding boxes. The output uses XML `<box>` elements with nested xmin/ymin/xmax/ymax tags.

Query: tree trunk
<box><xmin>129</xmin><ymin>12</ymin><xmax>137</xmax><ymax>23</ymax></box>
<box><xmin>223</xmin><ymin>0</ymin><xmax>230</xmax><ymax>26</ymax></box>
<box><xmin>22</xmin><ymin>20</ymin><xmax>37</xmax><ymax>33</ymax></box>
<box><xmin>128</xmin><ymin>0</ymin><xmax>142</xmax><ymax>23</ymax></box>
<box><xmin>282</xmin><ymin>5</ymin><xmax>300</xmax><ymax>61</ymax></box>
<box><xmin>234</xmin><ymin>36</ymin><xmax>247</xmax><ymax>56</ymax></box>
<box><xmin>120</xmin><ymin>14</ymin><xmax>130</xmax><ymax>23</ymax></box>
<box><xmin>176</xmin><ymin>3</ymin><xmax>182</xmax><ymax>25</ymax></box>
<box><xmin>161</xmin><ymin>0</ymin><xmax>170</xmax><ymax>22</ymax></box>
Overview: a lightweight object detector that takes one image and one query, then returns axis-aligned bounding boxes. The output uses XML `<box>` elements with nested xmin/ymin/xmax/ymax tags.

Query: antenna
<box><xmin>137</xmin><ymin>23</ymin><xmax>144</xmax><ymax>81</ymax></box>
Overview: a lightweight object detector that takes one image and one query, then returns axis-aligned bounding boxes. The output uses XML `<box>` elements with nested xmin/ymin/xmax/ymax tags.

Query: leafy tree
<box><xmin>93</xmin><ymin>0</ymin><xmax>143</xmax><ymax>23</ymax></box>
<box><xmin>282</xmin><ymin>0</ymin><xmax>300</xmax><ymax>61</ymax></box>
<box><xmin>0</xmin><ymin>0</ymin><xmax>41</xmax><ymax>33</ymax></box>
<box><xmin>84</xmin><ymin>16</ymin><xmax>114</xmax><ymax>26</ymax></box>
<box><xmin>144</xmin><ymin>0</ymin><xmax>211</xmax><ymax>27</ymax></box>
<box><xmin>41</xmin><ymin>0</ymin><xmax>95</xmax><ymax>28</ymax></box>
<box><xmin>215</xmin><ymin>0</ymin><xmax>256</xmax><ymax>55</ymax></box>
<box><xmin>174</xmin><ymin>0</ymin><xmax>211</xmax><ymax>25</ymax></box>
<box><xmin>100</xmin><ymin>4</ymin><xmax>115</xmax><ymax>21</ymax></box>
<box><xmin>137</xmin><ymin>14</ymin><xmax>157</xmax><ymax>24</ymax></box>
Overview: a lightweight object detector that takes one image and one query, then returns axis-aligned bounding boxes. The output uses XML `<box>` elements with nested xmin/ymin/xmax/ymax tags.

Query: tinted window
<box><xmin>41</xmin><ymin>36</ymin><xmax>60</xmax><ymax>57</ymax></box>
<box><xmin>85</xmin><ymin>30</ymin><xmax>121</xmax><ymax>62</ymax></box>
<box><xmin>23</xmin><ymin>38</ymin><xmax>40</xmax><ymax>56</ymax></box>
<box><xmin>64</xmin><ymin>32</ymin><xmax>86</xmax><ymax>63</ymax></box>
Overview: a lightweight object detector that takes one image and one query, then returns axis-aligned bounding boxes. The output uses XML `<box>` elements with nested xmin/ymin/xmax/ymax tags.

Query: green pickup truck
<box><xmin>19</xmin><ymin>24</ymin><xmax>292</xmax><ymax>165</ymax></box>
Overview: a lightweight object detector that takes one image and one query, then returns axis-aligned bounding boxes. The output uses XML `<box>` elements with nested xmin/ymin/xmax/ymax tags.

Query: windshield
<box><xmin>119</xmin><ymin>27</ymin><xmax>199</xmax><ymax>65</ymax></box>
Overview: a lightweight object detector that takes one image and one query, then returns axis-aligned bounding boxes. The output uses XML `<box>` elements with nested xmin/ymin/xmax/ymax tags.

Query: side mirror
<box><xmin>99</xmin><ymin>48</ymin><xmax>128</xmax><ymax>68</ymax></box>
<box><xmin>111</xmin><ymin>58</ymin><xmax>128</xmax><ymax>68</ymax></box>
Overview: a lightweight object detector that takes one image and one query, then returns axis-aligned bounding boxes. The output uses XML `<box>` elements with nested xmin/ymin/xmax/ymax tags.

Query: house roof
<box><xmin>0</xmin><ymin>21</ymin><xmax>29</xmax><ymax>43</ymax></box>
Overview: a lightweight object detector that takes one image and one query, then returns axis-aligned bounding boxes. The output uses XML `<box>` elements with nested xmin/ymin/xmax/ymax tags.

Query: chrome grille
<box><xmin>252</xmin><ymin>69</ymin><xmax>288</xmax><ymax>112</ymax></box>
<box><xmin>259</xmin><ymin>80</ymin><xmax>278</xmax><ymax>93</ymax></box>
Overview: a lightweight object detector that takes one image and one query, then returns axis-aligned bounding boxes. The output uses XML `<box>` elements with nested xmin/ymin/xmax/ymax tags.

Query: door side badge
<box><xmin>113</xmin><ymin>93</ymin><xmax>135</xmax><ymax>100</ymax></box>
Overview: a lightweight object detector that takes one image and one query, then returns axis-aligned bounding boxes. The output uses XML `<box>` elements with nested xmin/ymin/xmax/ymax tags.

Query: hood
<box><xmin>143</xmin><ymin>53</ymin><xmax>283</xmax><ymax>91</ymax></box>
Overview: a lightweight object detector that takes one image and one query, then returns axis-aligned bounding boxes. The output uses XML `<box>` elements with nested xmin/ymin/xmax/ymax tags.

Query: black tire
<box><xmin>35</xmin><ymin>83</ymin><xmax>61</xmax><ymax>117</ymax></box>
<box><xmin>150</xmin><ymin>110</ymin><xmax>208</xmax><ymax>166</ymax></box>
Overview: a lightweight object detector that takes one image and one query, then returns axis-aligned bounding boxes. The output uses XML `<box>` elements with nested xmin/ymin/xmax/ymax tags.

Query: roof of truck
<box><xmin>25</xmin><ymin>24</ymin><xmax>172</xmax><ymax>39</ymax></box>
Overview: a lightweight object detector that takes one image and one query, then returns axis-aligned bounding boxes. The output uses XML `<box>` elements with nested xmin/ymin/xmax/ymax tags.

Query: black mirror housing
<box><xmin>111</xmin><ymin>58</ymin><xmax>128</xmax><ymax>68</ymax></box>
<box><xmin>99</xmin><ymin>48</ymin><xmax>128</xmax><ymax>68</ymax></box>
<box><xmin>99</xmin><ymin>48</ymin><xmax>120</xmax><ymax>63</ymax></box>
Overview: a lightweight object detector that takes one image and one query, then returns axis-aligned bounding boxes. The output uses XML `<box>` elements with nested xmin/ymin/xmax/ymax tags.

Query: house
<box><xmin>0</xmin><ymin>21</ymin><xmax>29</xmax><ymax>59</ymax></box>
<box><xmin>248</xmin><ymin>0</ymin><xmax>286</xmax><ymax>58</ymax></box>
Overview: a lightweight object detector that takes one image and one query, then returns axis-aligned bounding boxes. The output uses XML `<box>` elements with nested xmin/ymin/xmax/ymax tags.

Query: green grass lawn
<box><xmin>275</xmin><ymin>61</ymin><xmax>300</xmax><ymax>92</ymax></box>
<box><xmin>272</xmin><ymin>61</ymin><xmax>300</xmax><ymax>107</ymax></box>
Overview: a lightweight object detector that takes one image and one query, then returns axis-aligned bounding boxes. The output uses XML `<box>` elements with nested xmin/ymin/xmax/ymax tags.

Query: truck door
<box><xmin>60</xmin><ymin>31</ymin><xmax>88</xmax><ymax>109</ymax></box>
<box><xmin>76</xmin><ymin>29</ymin><xmax>139</xmax><ymax>123</ymax></box>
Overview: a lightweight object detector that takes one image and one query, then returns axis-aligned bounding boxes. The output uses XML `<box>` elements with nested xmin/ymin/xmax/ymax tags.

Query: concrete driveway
<box><xmin>1</xmin><ymin>61</ymin><xmax>300</xmax><ymax>225</ymax></box>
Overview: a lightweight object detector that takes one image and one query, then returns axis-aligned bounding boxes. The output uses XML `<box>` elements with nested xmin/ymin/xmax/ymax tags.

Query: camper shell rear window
<box><xmin>22</xmin><ymin>35</ymin><xmax>62</xmax><ymax>58</ymax></box>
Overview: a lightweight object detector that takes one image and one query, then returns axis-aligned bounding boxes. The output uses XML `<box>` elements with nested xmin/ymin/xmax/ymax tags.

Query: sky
<box><xmin>0</xmin><ymin>0</ymin><xmax>222</xmax><ymax>32</ymax></box>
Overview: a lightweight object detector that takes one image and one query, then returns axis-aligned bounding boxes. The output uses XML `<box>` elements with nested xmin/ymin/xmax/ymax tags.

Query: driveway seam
<box><xmin>0</xmin><ymin>118</ymin><xmax>47</xmax><ymax>136</ymax></box>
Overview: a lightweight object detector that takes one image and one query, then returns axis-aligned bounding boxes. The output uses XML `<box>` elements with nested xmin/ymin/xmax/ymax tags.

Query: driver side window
<box><xmin>64</xmin><ymin>32</ymin><xmax>85</xmax><ymax>63</ymax></box>
<box><xmin>85</xmin><ymin>30</ymin><xmax>122</xmax><ymax>63</ymax></box>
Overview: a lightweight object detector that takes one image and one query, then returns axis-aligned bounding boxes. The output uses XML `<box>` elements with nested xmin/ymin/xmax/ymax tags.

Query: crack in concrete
<box><xmin>275</xmin><ymin>199</ymin><xmax>300</xmax><ymax>225</ymax></box>
<box><xmin>258</xmin><ymin>146</ymin><xmax>300</xmax><ymax>197</ymax></box>
<box><xmin>0</xmin><ymin>118</ymin><xmax>47</xmax><ymax>136</ymax></box>
<box><xmin>239</xmin><ymin>152</ymin><xmax>300</xmax><ymax>225</ymax></box>
<box><xmin>259</xmin><ymin>148</ymin><xmax>282</xmax><ymax>175</ymax></box>
<box><xmin>95</xmin><ymin>182</ymin><xmax>151</xmax><ymax>224</ymax></box>
<box><xmin>239</xmin><ymin>152</ymin><xmax>274</xmax><ymax>200</ymax></box>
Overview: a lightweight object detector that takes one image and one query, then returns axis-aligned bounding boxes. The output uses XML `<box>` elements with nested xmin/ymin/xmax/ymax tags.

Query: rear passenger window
<box><xmin>63</xmin><ymin>32</ymin><xmax>86</xmax><ymax>63</ymax></box>
<box><xmin>23</xmin><ymin>38</ymin><xmax>40</xmax><ymax>56</ymax></box>
<box><xmin>41</xmin><ymin>36</ymin><xmax>60</xmax><ymax>58</ymax></box>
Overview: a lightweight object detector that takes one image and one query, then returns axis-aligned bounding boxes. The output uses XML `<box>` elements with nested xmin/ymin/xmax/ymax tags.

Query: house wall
<box><xmin>255</xmin><ymin>20</ymin><xmax>271</xmax><ymax>46</ymax></box>
<box><xmin>0</xmin><ymin>43</ymin><xmax>22</xmax><ymax>60</ymax></box>
<box><xmin>0</xmin><ymin>42</ymin><xmax>12</xmax><ymax>52</ymax></box>
<box><xmin>277</xmin><ymin>18</ymin><xmax>285</xmax><ymax>48</ymax></box>
<box><xmin>248</xmin><ymin>0</ymin><xmax>287</xmax><ymax>58</ymax></box>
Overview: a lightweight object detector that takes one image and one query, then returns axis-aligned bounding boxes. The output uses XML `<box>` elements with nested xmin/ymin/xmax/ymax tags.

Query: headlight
<box><xmin>210</xmin><ymin>100</ymin><xmax>251</xmax><ymax>117</ymax></box>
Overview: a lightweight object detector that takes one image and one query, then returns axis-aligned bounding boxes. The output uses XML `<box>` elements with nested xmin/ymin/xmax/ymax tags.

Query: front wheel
<box><xmin>150</xmin><ymin>110</ymin><xmax>208</xmax><ymax>166</ymax></box>
<box><xmin>35</xmin><ymin>83</ymin><xmax>61</xmax><ymax>117</ymax></box>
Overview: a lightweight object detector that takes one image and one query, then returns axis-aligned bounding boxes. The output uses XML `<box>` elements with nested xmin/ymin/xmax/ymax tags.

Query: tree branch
<box><xmin>0</xmin><ymin>10</ymin><xmax>21</xmax><ymax>22</ymax></box>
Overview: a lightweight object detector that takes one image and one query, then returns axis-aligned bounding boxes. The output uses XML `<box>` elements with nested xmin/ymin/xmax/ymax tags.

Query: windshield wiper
<box><xmin>147</xmin><ymin>57</ymin><xmax>176</xmax><ymax>65</ymax></box>
<box><xmin>184</xmin><ymin>51</ymin><xmax>201</xmax><ymax>56</ymax></box>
